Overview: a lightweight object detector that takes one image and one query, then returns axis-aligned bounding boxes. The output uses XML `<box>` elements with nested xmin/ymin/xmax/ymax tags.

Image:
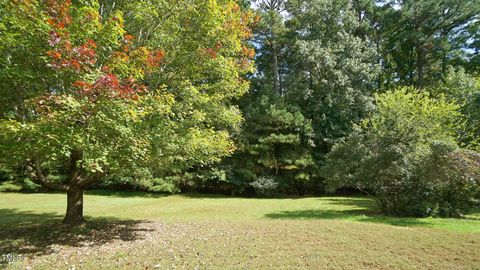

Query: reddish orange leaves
<box><xmin>47</xmin><ymin>39</ymin><xmax>97</xmax><ymax>71</ymax></box>
<box><xmin>46</xmin><ymin>0</ymin><xmax>72</xmax><ymax>30</ymax></box>
<box><xmin>201</xmin><ymin>42</ymin><xmax>223</xmax><ymax>59</ymax></box>
<box><xmin>43</xmin><ymin>0</ymin><xmax>165</xmax><ymax>102</ymax></box>
<box><xmin>242</xmin><ymin>46</ymin><xmax>255</xmax><ymax>59</ymax></box>
<box><xmin>45</xmin><ymin>1</ymin><xmax>97</xmax><ymax>72</ymax></box>
<box><xmin>46</xmin><ymin>50</ymin><xmax>62</xmax><ymax>59</ymax></box>
<box><xmin>147</xmin><ymin>50</ymin><xmax>166</xmax><ymax>67</ymax></box>
<box><xmin>72</xmin><ymin>74</ymin><xmax>145</xmax><ymax>101</ymax></box>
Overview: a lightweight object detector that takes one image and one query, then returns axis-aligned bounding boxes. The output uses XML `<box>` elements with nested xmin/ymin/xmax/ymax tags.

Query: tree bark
<box><xmin>416</xmin><ymin>44</ymin><xmax>425</xmax><ymax>88</ymax></box>
<box><xmin>68</xmin><ymin>149</ymin><xmax>83</xmax><ymax>186</ymax></box>
<box><xmin>63</xmin><ymin>188</ymin><xmax>84</xmax><ymax>225</ymax></box>
<box><xmin>271</xmin><ymin>40</ymin><xmax>281</xmax><ymax>96</ymax></box>
<box><xmin>441</xmin><ymin>31</ymin><xmax>448</xmax><ymax>82</ymax></box>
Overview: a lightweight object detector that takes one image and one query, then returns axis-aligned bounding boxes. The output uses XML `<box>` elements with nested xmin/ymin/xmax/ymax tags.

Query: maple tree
<box><xmin>0</xmin><ymin>0</ymin><xmax>254</xmax><ymax>225</ymax></box>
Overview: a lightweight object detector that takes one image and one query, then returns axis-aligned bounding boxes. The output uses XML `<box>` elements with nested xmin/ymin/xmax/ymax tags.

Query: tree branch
<box><xmin>25</xmin><ymin>159</ymin><xmax>69</xmax><ymax>191</ymax></box>
<box><xmin>78</xmin><ymin>172</ymin><xmax>105</xmax><ymax>189</ymax></box>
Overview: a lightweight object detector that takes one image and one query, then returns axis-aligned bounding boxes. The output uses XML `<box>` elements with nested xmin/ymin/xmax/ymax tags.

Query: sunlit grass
<box><xmin>1</xmin><ymin>191</ymin><xmax>478</xmax><ymax>232</ymax></box>
<box><xmin>1</xmin><ymin>191</ymin><xmax>479</xmax><ymax>269</ymax></box>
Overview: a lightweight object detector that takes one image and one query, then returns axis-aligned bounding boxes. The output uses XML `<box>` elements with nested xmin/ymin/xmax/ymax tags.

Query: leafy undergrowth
<box><xmin>0</xmin><ymin>192</ymin><xmax>479</xmax><ymax>269</ymax></box>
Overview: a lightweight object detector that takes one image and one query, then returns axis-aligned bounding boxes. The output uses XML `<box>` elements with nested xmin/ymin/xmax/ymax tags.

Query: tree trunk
<box><xmin>271</xmin><ymin>41</ymin><xmax>281</xmax><ymax>96</ymax></box>
<box><xmin>63</xmin><ymin>188</ymin><xmax>84</xmax><ymax>225</ymax></box>
<box><xmin>441</xmin><ymin>32</ymin><xmax>448</xmax><ymax>82</ymax></box>
<box><xmin>14</xmin><ymin>91</ymin><xmax>26</xmax><ymax>121</ymax></box>
<box><xmin>416</xmin><ymin>44</ymin><xmax>425</xmax><ymax>88</ymax></box>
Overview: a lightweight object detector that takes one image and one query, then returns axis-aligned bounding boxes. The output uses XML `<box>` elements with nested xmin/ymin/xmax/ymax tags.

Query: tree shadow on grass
<box><xmin>85</xmin><ymin>189</ymin><xmax>169</xmax><ymax>198</ymax></box>
<box><xmin>265</xmin><ymin>208</ymin><xmax>433</xmax><ymax>227</ymax></box>
<box><xmin>179</xmin><ymin>193</ymin><xmax>307</xmax><ymax>200</ymax></box>
<box><xmin>266</xmin><ymin>196</ymin><xmax>480</xmax><ymax>228</ymax></box>
<box><xmin>319</xmin><ymin>196</ymin><xmax>378</xmax><ymax>209</ymax></box>
<box><xmin>0</xmin><ymin>208</ymin><xmax>152</xmax><ymax>257</ymax></box>
<box><xmin>265</xmin><ymin>196</ymin><xmax>431</xmax><ymax>227</ymax></box>
<box><xmin>466</xmin><ymin>207</ymin><xmax>480</xmax><ymax>221</ymax></box>
<box><xmin>329</xmin><ymin>196</ymin><xmax>479</xmax><ymax>223</ymax></box>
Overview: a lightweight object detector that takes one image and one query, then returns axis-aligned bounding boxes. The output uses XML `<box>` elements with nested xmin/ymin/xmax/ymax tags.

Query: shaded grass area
<box><xmin>265</xmin><ymin>197</ymin><xmax>480</xmax><ymax>231</ymax></box>
<box><xmin>0</xmin><ymin>192</ymin><xmax>479</xmax><ymax>269</ymax></box>
<box><xmin>0</xmin><ymin>208</ymin><xmax>149</xmax><ymax>256</ymax></box>
<box><xmin>265</xmin><ymin>207</ymin><xmax>439</xmax><ymax>228</ymax></box>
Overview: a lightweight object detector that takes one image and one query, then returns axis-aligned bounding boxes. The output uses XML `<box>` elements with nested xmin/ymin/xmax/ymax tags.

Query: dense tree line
<box><xmin>1</xmin><ymin>0</ymin><xmax>479</xmax><ymax>222</ymax></box>
<box><xmin>223</xmin><ymin>0</ymin><xmax>480</xmax><ymax>199</ymax></box>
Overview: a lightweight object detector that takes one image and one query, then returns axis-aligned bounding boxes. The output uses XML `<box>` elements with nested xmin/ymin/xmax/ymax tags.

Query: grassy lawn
<box><xmin>0</xmin><ymin>191</ymin><xmax>479</xmax><ymax>269</ymax></box>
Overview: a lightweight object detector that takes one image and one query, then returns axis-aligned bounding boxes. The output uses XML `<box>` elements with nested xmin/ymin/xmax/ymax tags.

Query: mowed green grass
<box><xmin>1</xmin><ymin>191</ymin><xmax>479</xmax><ymax>269</ymax></box>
